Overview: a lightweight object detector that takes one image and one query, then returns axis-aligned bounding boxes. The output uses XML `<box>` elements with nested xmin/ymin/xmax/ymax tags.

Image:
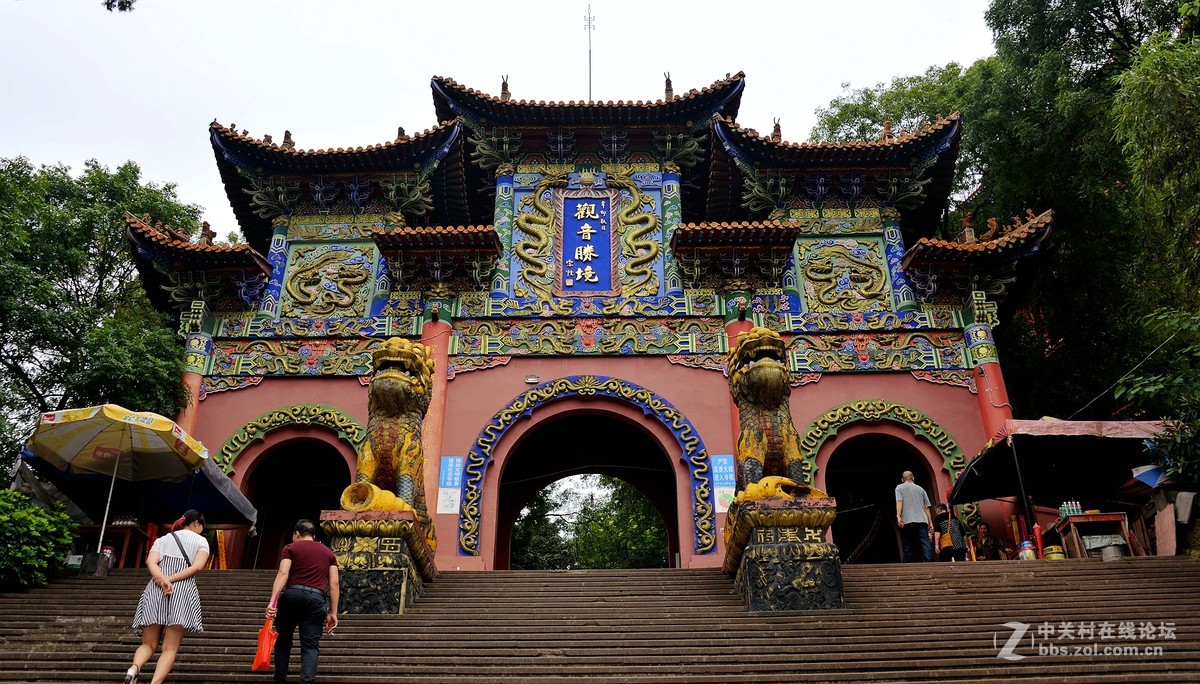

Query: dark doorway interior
<box><xmin>496</xmin><ymin>412</ymin><xmax>678</xmax><ymax>569</ymax></box>
<box><xmin>245</xmin><ymin>438</ymin><xmax>349</xmax><ymax>569</ymax></box>
<box><xmin>825</xmin><ymin>434</ymin><xmax>936</xmax><ymax>564</ymax></box>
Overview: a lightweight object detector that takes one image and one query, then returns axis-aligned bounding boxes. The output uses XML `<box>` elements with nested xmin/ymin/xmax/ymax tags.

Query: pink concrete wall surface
<box><xmin>193</xmin><ymin>362</ymin><xmax>992</xmax><ymax>570</ymax></box>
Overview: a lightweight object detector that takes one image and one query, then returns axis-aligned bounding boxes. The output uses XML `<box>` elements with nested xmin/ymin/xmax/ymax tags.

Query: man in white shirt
<box><xmin>895</xmin><ymin>470</ymin><xmax>933</xmax><ymax>562</ymax></box>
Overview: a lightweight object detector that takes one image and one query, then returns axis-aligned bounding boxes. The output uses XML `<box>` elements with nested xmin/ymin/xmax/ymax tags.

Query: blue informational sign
<box><xmin>560</xmin><ymin>196</ymin><xmax>613</xmax><ymax>295</ymax></box>
<box><xmin>712</xmin><ymin>454</ymin><xmax>736</xmax><ymax>487</ymax></box>
<box><xmin>439</xmin><ymin>456</ymin><xmax>464</xmax><ymax>488</ymax></box>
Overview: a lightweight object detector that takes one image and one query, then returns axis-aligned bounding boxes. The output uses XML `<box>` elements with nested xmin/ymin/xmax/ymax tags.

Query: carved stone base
<box><xmin>319</xmin><ymin>510</ymin><xmax>438</xmax><ymax>615</ymax></box>
<box><xmin>723</xmin><ymin>498</ymin><xmax>845</xmax><ymax>611</ymax></box>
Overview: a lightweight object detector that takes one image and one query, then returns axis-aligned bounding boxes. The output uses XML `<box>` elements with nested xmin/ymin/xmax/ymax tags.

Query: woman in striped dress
<box><xmin>122</xmin><ymin>509</ymin><xmax>210</xmax><ymax>684</ymax></box>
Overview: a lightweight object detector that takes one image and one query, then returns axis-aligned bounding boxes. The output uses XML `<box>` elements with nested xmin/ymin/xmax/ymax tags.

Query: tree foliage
<box><xmin>810</xmin><ymin>64</ymin><xmax>970</xmax><ymax>143</ymax></box>
<box><xmin>509</xmin><ymin>476</ymin><xmax>669</xmax><ymax>570</ymax></box>
<box><xmin>976</xmin><ymin>0</ymin><xmax>1188</xmax><ymax>421</ymax></box>
<box><xmin>1113</xmin><ymin>31</ymin><xmax>1200</xmax><ymax>282</ymax></box>
<box><xmin>1110</xmin><ymin>17</ymin><xmax>1200</xmax><ymax>482</ymax></box>
<box><xmin>572</xmin><ymin>476</ymin><xmax>669</xmax><ymax>570</ymax></box>
<box><xmin>509</xmin><ymin>481</ymin><xmax>578</xmax><ymax>570</ymax></box>
<box><xmin>1117</xmin><ymin>309</ymin><xmax>1200</xmax><ymax>482</ymax></box>
<box><xmin>808</xmin><ymin>0</ymin><xmax>1189</xmax><ymax>422</ymax></box>
<box><xmin>810</xmin><ymin>64</ymin><xmax>982</xmax><ymax>200</ymax></box>
<box><xmin>986</xmin><ymin>0</ymin><xmax>1178</xmax><ymax>79</ymax></box>
<box><xmin>0</xmin><ymin>489</ymin><xmax>76</xmax><ymax>589</ymax></box>
<box><xmin>0</xmin><ymin>157</ymin><xmax>199</xmax><ymax>472</ymax></box>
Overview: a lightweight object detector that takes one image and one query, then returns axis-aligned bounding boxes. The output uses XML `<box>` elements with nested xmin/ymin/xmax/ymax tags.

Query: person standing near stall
<box><xmin>265</xmin><ymin>519</ymin><xmax>339</xmax><ymax>684</ymax></box>
<box><xmin>123</xmin><ymin>509</ymin><xmax>209</xmax><ymax>684</ymax></box>
<box><xmin>895</xmin><ymin>471</ymin><xmax>933</xmax><ymax>562</ymax></box>
<box><xmin>974</xmin><ymin>521</ymin><xmax>1008</xmax><ymax>560</ymax></box>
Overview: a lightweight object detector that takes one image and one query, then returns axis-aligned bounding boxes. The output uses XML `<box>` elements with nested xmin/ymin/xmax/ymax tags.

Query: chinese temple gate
<box><xmin>126</xmin><ymin>73</ymin><xmax>1053</xmax><ymax>570</ymax></box>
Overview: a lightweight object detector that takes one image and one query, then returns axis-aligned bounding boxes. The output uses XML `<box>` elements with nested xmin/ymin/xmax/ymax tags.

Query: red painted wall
<box><xmin>193</xmin><ymin>360</ymin><xmax>993</xmax><ymax>570</ymax></box>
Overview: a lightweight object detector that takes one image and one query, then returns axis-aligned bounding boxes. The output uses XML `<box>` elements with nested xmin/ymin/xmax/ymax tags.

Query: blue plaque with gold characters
<box><xmin>555</xmin><ymin>191</ymin><xmax>619</xmax><ymax>297</ymax></box>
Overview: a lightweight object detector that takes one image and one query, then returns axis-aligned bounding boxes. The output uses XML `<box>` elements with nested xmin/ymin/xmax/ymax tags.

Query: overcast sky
<box><xmin>1</xmin><ymin>1</ymin><xmax>996</xmax><ymax>233</ymax></box>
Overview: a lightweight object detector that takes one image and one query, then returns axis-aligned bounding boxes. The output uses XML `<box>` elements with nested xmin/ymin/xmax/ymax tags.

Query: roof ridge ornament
<box><xmin>771</xmin><ymin>118</ymin><xmax>781</xmax><ymax>143</ymax></box>
<box><xmin>281</xmin><ymin>130</ymin><xmax>295</xmax><ymax>151</ymax></box>
<box><xmin>500</xmin><ymin>75</ymin><xmax>510</xmax><ymax>102</ymax></box>
<box><xmin>197</xmin><ymin>221</ymin><xmax>216</xmax><ymax>246</ymax></box>
<box><xmin>664</xmin><ymin>72</ymin><xmax>673</xmax><ymax>101</ymax></box>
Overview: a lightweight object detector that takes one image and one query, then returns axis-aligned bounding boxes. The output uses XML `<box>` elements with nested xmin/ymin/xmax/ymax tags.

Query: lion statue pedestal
<box><xmin>319</xmin><ymin>510</ymin><xmax>437</xmax><ymax>614</ymax></box>
<box><xmin>723</xmin><ymin>497</ymin><xmax>845</xmax><ymax>611</ymax></box>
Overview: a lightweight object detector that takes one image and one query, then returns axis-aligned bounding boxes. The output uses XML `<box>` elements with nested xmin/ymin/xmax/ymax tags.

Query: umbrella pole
<box><xmin>97</xmin><ymin>452</ymin><xmax>120</xmax><ymax>555</ymax></box>
<box><xmin>1010</xmin><ymin>441</ymin><xmax>1036</xmax><ymax>543</ymax></box>
<box><xmin>185</xmin><ymin>471</ymin><xmax>197</xmax><ymax>510</ymax></box>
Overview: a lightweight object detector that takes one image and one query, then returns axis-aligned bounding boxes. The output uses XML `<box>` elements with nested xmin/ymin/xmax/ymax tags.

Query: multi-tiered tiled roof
<box><xmin>209</xmin><ymin>119</ymin><xmax>480</xmax><ymax>250</ymax></box>
<box><xmin>430</xmin><ymin>73</ymin><xmax>745</xmax><ymax>126</ymax></box>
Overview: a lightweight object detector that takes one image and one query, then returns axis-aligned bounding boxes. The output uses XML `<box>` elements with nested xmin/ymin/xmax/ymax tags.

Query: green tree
<box><xmin>986</xmin><ymin>0</ymin><xmax>1178</xmax><ymax>79</ymax></box>
<box><xmin>0</xmin><ymin>157</ymin><xmax>199</xmax><ymax>472</ymax></box>
<box><xmin>0</xmin><ymin>489</ymin><xmax>76</xmax><ymax>589</ymax></box>
<box><xmin>509</xmin><ymin>481</ymin><xmax>579</xmax><ymax>570</ymax></box>
<box><xmin>809</xmin><ymin>1</ymin><xmax>1189</xmax><ymax>421</ymax></box>
<box><xmin>1117</xmin><ymin>309</ymin><xmax>1200</xmax><ymax>482</ymax></box>
<box><xmin>975</xmin><ymin>0</ymin><xmax>1184</xmax><ymax>420</ymax></box>
<box><xmin>1110</xmin><ymin>17</ymin><xmax>1200</xmax><ymax>481</ymax></box>
<box><xmin>810</xmin><ymin>64</ymin><xmax>970</xmax><ymax>143</ymax></box>
<box><xmin>572</xmin><ymin>476</ymin><xmax>669</xmax><ymax>570</ymax></box>
<box><xmin>810</xmin><ymin>64</ymin><xmax>982</xmax><ymax>202</ymax></box>
<box><xmin>1113</xmin><ymin>30</ymin><xmax>1200</xmax><ymax>283</ymax></box>
<box><xmin>509</xmin><ymin>476</ymin><xmax>670</xmax><ymax>569</ymax></box>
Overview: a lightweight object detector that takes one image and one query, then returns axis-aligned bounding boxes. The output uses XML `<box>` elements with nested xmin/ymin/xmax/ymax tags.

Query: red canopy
<box><xmin>950</xmin><ymin>419</ymin><xmax>1167</xmax><ymax>506</ymax></box>
<box><xmin>987</xmin><ymin>419</ymin><xmax>1167</xmax><ymax>445</ymax></box>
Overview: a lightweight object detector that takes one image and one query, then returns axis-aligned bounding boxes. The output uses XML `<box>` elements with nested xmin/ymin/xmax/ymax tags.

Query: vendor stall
<box><xmin>950</xmin><ymin>419</ymin><xmax>1166</xmax><ymax>557</ymax></box>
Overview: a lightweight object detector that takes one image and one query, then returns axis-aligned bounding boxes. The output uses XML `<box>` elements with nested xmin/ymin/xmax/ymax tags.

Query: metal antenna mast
<box><xmin>584</xmin><ymin>4</ymin><xmax>595</xmax><ymax>101</ymax></box>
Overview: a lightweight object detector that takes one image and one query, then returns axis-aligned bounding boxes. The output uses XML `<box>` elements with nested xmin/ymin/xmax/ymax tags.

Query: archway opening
<box><xmin>509</xmin><ymin>474</ymin><xmax>671</xmax><ymax>570</ymax></box>
<box><xmin>825</xmin><ymin>433</ymin><xmax>937</xmax><ymax>564</ymax></box>
<box><xmin>245</xmin><ymin>437</ymin><xmax>350</xmax><ymax>569</ymax></box>
<box><xmin>496</xmin><ymin>412</ymin><xmax>678</xmax><ymax>570</ymax></box>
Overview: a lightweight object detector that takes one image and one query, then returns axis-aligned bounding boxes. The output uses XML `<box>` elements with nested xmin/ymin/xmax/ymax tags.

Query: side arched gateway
<box><xmin>800</xmin><ymin>398</ymin><xmax>980</xmax><ymax>528</ymax></box>
<box><xmin>216</xmin><ymin>403</ymin><xmax>366</xmax><ymax>569</ymax></box>
<box><xmin>457</xmin><ymin>375</ymin><xmax>716</xmax><ymax>557</ymax></box>
<box><xmin>800</xmin><ymin>399</ymin><xmax>967</xmax><ymax>479</ymax></box>
<box><xmin>215</xmin><ymin>403</ymin><xmax>366</xmax><ymax>473</ymax></box>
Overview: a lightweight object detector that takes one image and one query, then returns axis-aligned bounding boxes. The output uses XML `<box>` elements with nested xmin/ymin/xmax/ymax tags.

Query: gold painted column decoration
<box><xmin>966</xmin><ymin>291</ymin><xmax>1012</xmax><ymax>440</ymax></box>
<box><xmin>175</xmin><ymin>300</ymin><xmax>212</xmax><ymax>434</ymax></box>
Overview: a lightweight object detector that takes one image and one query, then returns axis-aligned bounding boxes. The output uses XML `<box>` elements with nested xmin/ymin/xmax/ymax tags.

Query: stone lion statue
<box><xmin>340</xmin><ymin>337</ymin><xmax>437</xmax><ymax>551</ymax></box>
<box><xmin>727</xmin><ymin>326</ymin><xmax>819</xmax><ymax>502</ymax></box>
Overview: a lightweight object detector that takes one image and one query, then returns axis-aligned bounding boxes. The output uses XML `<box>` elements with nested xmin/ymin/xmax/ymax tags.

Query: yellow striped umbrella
<box><xmin>25</xmin><ymin>404</ymin><xmax>208</xmax><ymax>553</ymax></box>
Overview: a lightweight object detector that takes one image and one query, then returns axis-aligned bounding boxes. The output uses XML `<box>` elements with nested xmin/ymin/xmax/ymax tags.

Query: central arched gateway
<box><xmin>495</xmin><ymin>412</ymin><xmax>679</xmax><ymax>569</ymax></box>
<box><xmin>456</xmin><ymin>375</ymin><xmax>717</xmax><ymax>568</ymax></box>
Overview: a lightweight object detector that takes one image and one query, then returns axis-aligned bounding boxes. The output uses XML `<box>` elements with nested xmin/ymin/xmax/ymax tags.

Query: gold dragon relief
<box><xmin>281</xmin><ymin>244</ymin><xmax>374</xmax><ymax>318</ymax></box>
<box><xmin>513</xmin><ymin>172</ymin><xmax>568</xmax><ymax>300</ymax></box>
<box><xmin>606</xmin><ymin>172</ymin><xmax>661</xmax><ymax>298</ymax></box>
<box><xmin>797</xmin><ymin>239</ymin><xmax>890</xmax><ymax>313</ymax></box>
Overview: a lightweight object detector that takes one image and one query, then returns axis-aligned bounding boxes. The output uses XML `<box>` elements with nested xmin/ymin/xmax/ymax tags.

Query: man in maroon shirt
<box><xmin>265</xmin><ymin>519</ymin><xmax>338</xmax><ymax>684</ymax></box>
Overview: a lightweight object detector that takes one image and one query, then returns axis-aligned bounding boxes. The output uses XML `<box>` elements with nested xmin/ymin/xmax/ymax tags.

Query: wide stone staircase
<box><xmin>2</xmin><ymin>557</ymin><xmax>1199</xmax><ymax>683</ymax></box>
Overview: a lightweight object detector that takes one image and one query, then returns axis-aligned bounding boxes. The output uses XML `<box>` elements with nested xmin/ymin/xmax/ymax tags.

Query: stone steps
<box><xmin>0</xmin><ymin>557</ymin><xmax>1197</xmax><ymax>682</ymax></box>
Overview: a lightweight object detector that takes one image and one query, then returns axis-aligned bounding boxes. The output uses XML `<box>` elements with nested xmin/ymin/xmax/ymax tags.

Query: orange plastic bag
<box><xmin>252</xmin><ymin>618</ymin><xmax>277</xmax><ymax>671</ymax></box>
